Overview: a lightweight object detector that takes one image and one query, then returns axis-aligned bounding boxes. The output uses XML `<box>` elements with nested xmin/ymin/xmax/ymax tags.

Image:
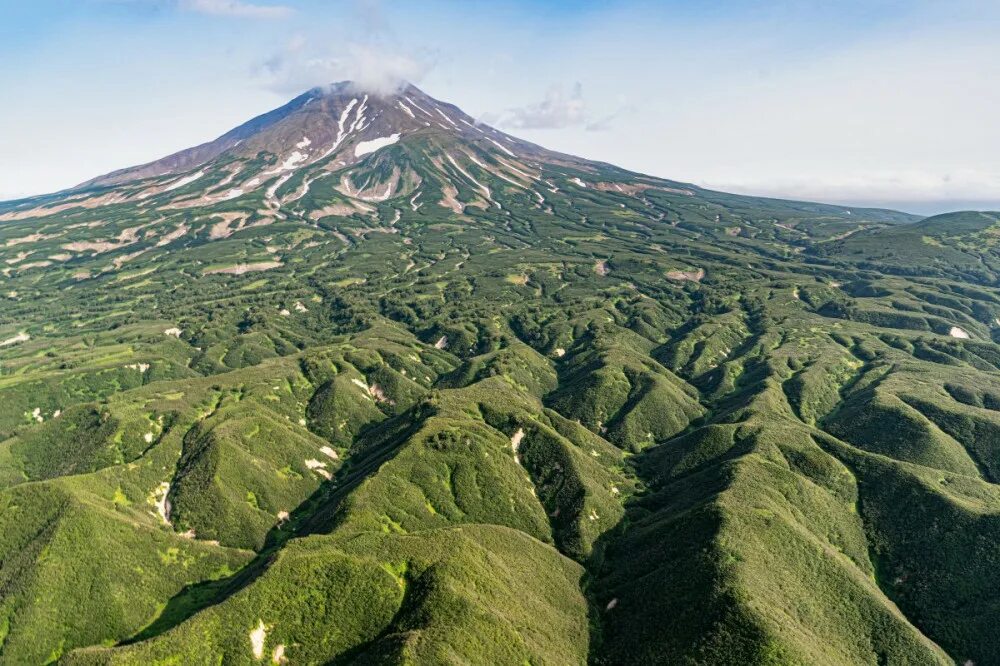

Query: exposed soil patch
<box><xmin>203</xmin><ymin>261</ymin><xmax>283</xmax><ymax>276</ymax></box>
<box><xmin>666</xmin><ymin>268</ymin><xmax>705</xmax><ymax>282</ymax></box>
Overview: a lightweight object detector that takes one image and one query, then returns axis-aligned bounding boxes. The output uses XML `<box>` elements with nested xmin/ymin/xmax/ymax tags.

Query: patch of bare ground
<box><xmin>341</xmin><ymin>167</ymin><xmax>405</xmax><ymax>203</ymax></box>
<box><xmin>594</xmin><ymin>181</ymin><xmax>695</xmax><ymax>196</ymax></box>
<box><xmin>155</xmin><ymin>224</ymin><xmax>189</xmax><ymax>247</ymax></box>
<box><xmin>61</xmin><ymin>240</ymin><xmax>119</xmax><ymax>253</ymax></box>
<box><xmin>825</xmin><ymin>226</ymin><xmax>867</xmax><ymax>242</ymax></box>
<box><xmin>438</xmin><ymin>183</ymin><xmax>464</xmax><ymax>213</ymax></box>
<box><xmin>5</xmin><ymin>251</ymin><xmax>32</xmax><ymax>265</ymax></box>
<box><xmin>113</xmin><ymin>249</ymin><xmax>148</xmax><ymax>269</ymax></box>
<box><xmin>0</xmin><ymin>192</ymin><xmax>126</xmax><ymax>221</ymax></box>
<box><xmin>666</xmin><ymin>267</ymin><xmax>705</xmax><ymax>282</ymax></box>
<box><xmin>61</xmin><ymin>223</ymin><xmax>147</xmax><ymax>255</ymax></box>
<box><xmin>5</xmin><ymin>232</ymin><xmax>59</xmax><ymax>247</ymax></box>
<box><xmin>508</xmin><ymin>274</ymin><xmax>529</xmax><ymax>286</ymax></box>
<box><xmin>208</xmin><ymin>212</ymin><xmax>251</xmax><ymax>240</ymax></box>
<box><xmin>307</xmin><ymin>201</ymin><xmax>373</xmax><ymax>220</ymax></box>
<box><xmin>0</xmin><ymin>332</ymin><xmax>30</xmax><ymax>347</ymax></box>
<box><xmin>17</xmin><ymin>261</ymin><xmax>52</xmax><ymax>270</ymax></box>
<box><xmin>349</xmin><ymin>227</ymin><xmax>400</xmax><ymax>238</ymax></box>
<box><xmin>203</xmin><ymin>261</ymin><xmax>283</xmax><ymax>276</ymax></box>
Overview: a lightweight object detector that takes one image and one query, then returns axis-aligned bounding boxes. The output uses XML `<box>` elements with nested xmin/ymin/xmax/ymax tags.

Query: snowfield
<box><xmin>355</xmin><ymin>133</ymin><xmax>401</xmax><ymax>157</ymax></box>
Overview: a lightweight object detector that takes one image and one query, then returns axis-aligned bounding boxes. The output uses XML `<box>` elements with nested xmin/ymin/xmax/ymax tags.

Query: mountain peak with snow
<box><xmin>52</xmin><ymin>80</ymin><xmax>613</xmax><ymax>218</ymax></box>
<box><xmin>81</xmin><ymin>82</ymin><xmax>533</xmax><ymax>190</ymax></box>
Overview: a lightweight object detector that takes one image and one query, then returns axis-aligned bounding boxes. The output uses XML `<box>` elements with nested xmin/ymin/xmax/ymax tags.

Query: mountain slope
<box><xmin>0</xmin><ymin>82</ymin><xmax>995</xmax><ymax>665</ymax></box>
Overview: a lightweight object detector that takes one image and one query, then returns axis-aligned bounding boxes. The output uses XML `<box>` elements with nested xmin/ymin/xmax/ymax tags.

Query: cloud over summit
<box><xmin>258</xmin><ymin>39</ymin><xmax>432</xmax><ymax>96</ymax></box>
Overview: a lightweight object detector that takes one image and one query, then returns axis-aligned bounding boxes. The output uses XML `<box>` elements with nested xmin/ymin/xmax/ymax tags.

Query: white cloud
<box><xmin>494</xmin><ymin>83</ymin><xmax>634</xmax><ymax>132</ymax></box>
<box><xmin>255</xmin><ymin>0</ymin><xmax>433</xmax><ymax>95</ymax></box>
<box><xmin>258</xmin><ymin>39</ymin><xmax>432</xmax><ymax>96</ymax></box>
<box><xmin>179</xmin><ymin>0</ymin><xmax>292</xmax><ymax>19</ymax></box>
<box><xmin>500</xmin><ymin>83</ymin><xmax>588</xmax><ymax>130</ymax></box>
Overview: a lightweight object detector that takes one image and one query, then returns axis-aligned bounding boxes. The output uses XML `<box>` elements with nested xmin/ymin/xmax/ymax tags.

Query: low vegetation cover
<box><xmin>0</xmin><ymin>82</ymin><xmax>996</xmax><ymax>663</ymax></box>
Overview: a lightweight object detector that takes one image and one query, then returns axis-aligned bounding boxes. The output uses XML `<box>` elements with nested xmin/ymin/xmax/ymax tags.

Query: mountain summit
<box><xmin>83</xmin><ymin>82</ymin><xmax>550</xmax><ymax>195</ymax></box>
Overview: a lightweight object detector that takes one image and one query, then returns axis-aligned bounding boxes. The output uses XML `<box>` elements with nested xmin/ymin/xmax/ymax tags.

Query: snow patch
<box><xmin>272</xmin><ymin>151</ymin><xmax>307</xmax><ymax>172</ymax></box>
<box><xmin>317</xmin><ymin>98</ymin><xmax>359</xmax><ymax>160</ymax></box>
<box><xmin>445</xmin><ymin>153</ymin><xmax>490</xmax><ymax>201</ymax></box>
<box><xmin>949</xmin><ymin>326</ymin><xmax>971</xmax><ymax>339</ymax></box>
<box><xmin>497</xmin><ymin>158</ymin><xmax>534</xmax><ymax>180</ymax></box>
<box><xmin>405</xmin><ymin>96</ymin><xmax>433</xmax><ymax>117</ymax></box>
<box><xmin>435</xmin><ymin>107</ymin><xmax>459</xmax><ymax>127</ymax></box>
<box><xmin>460</xmin><ymin>118</ymin><xmax>483</xmax><ymax>133</ymax></box>
<box><xmin>165</xmin><ymin>170</ymin><xmax>205</xmax><ymax>192</ymax></box>
<box><xmin>164</xmin><ymin>327</ymin><xmax>183</xmax><ymax>338</ymax></box>
<box><xmin>296</xmin><ymin>136</ymin><xmax>311</xmax><ymax>149</ymax></box>
<box><xmin>397</xmin><ymin>100</ymin><xmax>415</xmax><ymax>118</ymax></box>
<box><xmin>570</xmin><ymin>177</ymin><xmax>588</xmax><ymax>188</ymax></box>
<box><xmin>265</xmin><ymin>173</ymin><xmax>294</xmax><ymax>210</ymax></box>
<box><xmin>487</xmin><ymin>137</ymin><xmax>516</xmax><ymax>157</ymax></box>
<box><xmin>354</xmin><ymin>133</ymin><xmax>400</xmax><ymax>157</ymax></box>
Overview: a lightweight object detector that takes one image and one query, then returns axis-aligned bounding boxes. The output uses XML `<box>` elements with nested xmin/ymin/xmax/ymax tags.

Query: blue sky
<box><xmin>1</xmin><ymin>0</ymin><xmax>999</xmax><ymax>213</ymax></box>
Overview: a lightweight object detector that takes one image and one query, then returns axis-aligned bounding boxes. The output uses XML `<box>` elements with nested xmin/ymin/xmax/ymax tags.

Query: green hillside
<box><xmin>0</xmin><ymin>82</ymin><xmax>994</xmax><ymax>664</ymax></box>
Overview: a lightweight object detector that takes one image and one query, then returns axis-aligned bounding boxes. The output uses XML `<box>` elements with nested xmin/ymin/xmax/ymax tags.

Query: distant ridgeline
<box><xmin>0</xmin><ymin>81</ymin><xmax>997</xmax><ymax>664</ymax></box>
